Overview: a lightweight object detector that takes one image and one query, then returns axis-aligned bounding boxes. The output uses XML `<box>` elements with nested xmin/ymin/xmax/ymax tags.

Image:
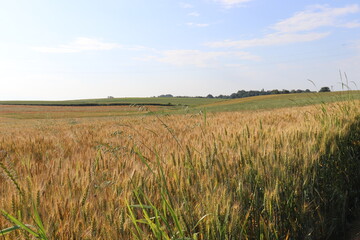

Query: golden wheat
<box><xmin>0</xmin><ymin>101</ymin><xmax>359</xmax><ymax>239</ymax></box>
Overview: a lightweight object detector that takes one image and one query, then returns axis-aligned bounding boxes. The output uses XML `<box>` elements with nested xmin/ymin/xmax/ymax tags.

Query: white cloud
<box><xmin>33</xmin><ymin>38</ymin><xmax>149</xmax><ymax>53</ymax></box>
<box><xmin>180</xmin><ymin>2</ymin><xmax>193</xmax><ymax>8</ymax></box>
<box><xmin>232</xmin><ymin>51</ymin><xmax>262</xmax><ymax>61</ymax></box>
<box><xmin>339</xmin><ymin>21</ymin><xmax>360</xmax><ymax>28</ymax></box>
<box><xmin>186</xmin><ymin>22</ymin><xmax>209</xmax><ymax>27</ymax></box>
<box><xmin>213</xmin><ymin>0</ymin><xmax>253</xmax><ymax>8</ymax></box>
<box><xmin>188</xmin><ymin>11</ymin><xmax>200</xmax><ymax>17</ymax></box>
<box><xmin>206</xmin><ymin>32</ymin><xmax>330</xmax><ymax>48</ymax></box>
<box><xmin>157</xmin><ymin>50</ymin><xmax>225</xmax><ymax>67</ymax></box>
<box><xmin>272</xmin><ymin>4</ymin><xmax>360</xmax><ymax>33</ymax></box>
<box><xmin>33</xmin><ymin>37</ymin><xmax>122</xmax><ymax>53</ymax></box>
<box><xmin>206</xmin><ymin>4</ymin><xmax>360</xmax><ymax>49</ymax></box>
<box><xmin>140</xmin><ymin>50</ymin><xmax>260</xmax><ymax>67</ymax></box>
<box><xmin>224</xmin><ymin>63</ymin><xmax>248</xmax><ymax>68</ymax></box>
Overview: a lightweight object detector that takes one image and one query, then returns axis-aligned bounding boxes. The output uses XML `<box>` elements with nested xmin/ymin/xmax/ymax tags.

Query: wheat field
<box><xmin>0</xmin><ymin>100</ymin><xmax>359</xmax><ymax>239</ymax></box>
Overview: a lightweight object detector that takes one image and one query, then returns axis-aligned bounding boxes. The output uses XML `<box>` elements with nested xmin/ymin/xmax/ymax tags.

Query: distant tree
<box><xmin>217</xmin><ymin>94</ymin><xmax>229</xmax><ymax>99</ymax></box>
<box><xmin>206</xmin><ymin>94</ymin><xmax>214</xmax><ymax>98</ymax></box>
<box><xmin>213</xmin><ymin>87</ymin><xmax>312</xmax><ymax>100</ymax></box>
<box><xmin>248</xmin><ymin>90</ymin><xmax>257</xmax><ymax>97</ymax></box>
<box><xmin>319</xmin><ymin>87</ymin><xmax>331</xmax><ymax>92</ymax></box>
<box><xmin>231</xmin><ymin>92</ymin><xmax>240</xmax><ymax>99</ymax></box>
<box><xmin>158</xmin><ymin>94</ymin><xmax>173</xmax><ymax>97</ymax></box>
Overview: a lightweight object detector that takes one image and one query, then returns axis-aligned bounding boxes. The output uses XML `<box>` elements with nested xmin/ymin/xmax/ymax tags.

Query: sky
<box><xmin>1</xmin><ymin>0</ymin><xmax>360</xmax><ymax>100</ymax></box>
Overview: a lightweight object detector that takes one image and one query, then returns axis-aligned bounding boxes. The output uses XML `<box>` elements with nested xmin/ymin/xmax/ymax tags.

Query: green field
<box><xmin>1</xmin><ymin>91</ymin><xmax>360</xmax><ymax>119</ymax></box>
<box><xmin>200</xmin><ymin>91</ymin><xmax>360</xmax><ymax>112</ymax></box>
<box><xmin>0</xmin><ymin>97</ymin><xmax>224</xmax><ymax>107</ymax></box>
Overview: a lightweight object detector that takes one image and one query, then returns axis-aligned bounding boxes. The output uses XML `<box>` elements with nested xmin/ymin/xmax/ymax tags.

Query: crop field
<box><xmin>200</xmin><ymin>91</ymin><xmax>360</xmax><ymax>112</ymax></box>
<box><xmin>0</xmin><ymin>94</ymin><xmax>360</xmax><ymax>239</ymax></box>
<box><xmin>0</xmin><ymin>97</ymin><xmax>224</xmax><ymax>107</ymax></box>
<box><xmin>0</xmin><ymin>105</ymin><xmax>167</xmax><ymax>119</ymax></box>
<box><xmin>1</xmin><ymin>91</ymin><xmax>360</xmax><ymax>120</ymax></box>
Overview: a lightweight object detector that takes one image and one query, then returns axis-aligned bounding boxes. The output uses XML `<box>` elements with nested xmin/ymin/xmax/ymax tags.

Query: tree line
<box><xmin>159</xmin><ymin>87</ymin><xmax>331</xmax><ymax>99</ymax></box>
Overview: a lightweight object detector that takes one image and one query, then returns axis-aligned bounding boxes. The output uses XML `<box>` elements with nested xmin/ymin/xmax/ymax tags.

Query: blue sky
<box><xmin>1</xmin><ymin>0</ymin><xmax>360</xmax><ymax>100</ymax></box>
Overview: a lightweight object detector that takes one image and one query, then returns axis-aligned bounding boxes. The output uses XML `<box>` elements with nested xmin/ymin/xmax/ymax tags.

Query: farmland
<box><xmin>0</xmin><ymin>92</ymin><xmax>360</xmax><ymax>239</ymax></box>
<box><xmin>1</xmin><ymin>91</ymin><xmax>360</xmax><ymax>119</ymax></box>
<box><xmin>0</xmin><ymin>97</ymin><xmax>224</xmax><ymax>107</ymax></box>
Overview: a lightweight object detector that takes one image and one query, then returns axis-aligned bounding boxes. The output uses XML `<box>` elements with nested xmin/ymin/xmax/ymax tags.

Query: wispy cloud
<box><xmin>180</xmin><ymin>2</ymin><xmax>193</xmax><ymax>9</ymax></box>
<box><xmin>206</xmin><ymin>32</ymin><xmax>330</xmax><ymax>48</ymax></box>
<box><xmin>338</xmin><ymin>20</ymin><xmax>360</xmax><ymax>28</ymax></box>
<box><xmin>206</xmin><ymin>4</ymin><xmax>360</xmax><ymax>49</ymax></box>
<box><xmin>188</xmin><ymin>11</ymin><xmax>200</xmax><ymax>17</ymax></box>
<box><xmin>186</xmin><ymin>22</ymin><xmax>209</xmax><ymax>27</ymax></box>
<box><xmin>213</xmin><ymin>0</ymin><xmax>253</xmax><ymax>8</ymax></box>
<box><xmin>33</xmin><ymin>37</ymin><xmax>149</xmax><ymax>53</ymax></box>
<box><xmin>139</xmin><ymin>50</ymin><xmax>260</xmax><ymax>67</ymax></box>
<box><xmin>33</xmin><ymin>38</ymin><xmax>121</xmax><ymax>53</ymax></box>
<box><xmin>271</xmin><ymin>4</ymin><xmax>360</xmax><ymax>33</ymax></box>
<box><xmin>156</xmin><ymin>50</ymin><xmax>225</xmax><ymax>67</ymax></box>
<box><xmin>33</xmin><ymin>37</ymin><xmax>260</xmax><ymax>68</ymax></box>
